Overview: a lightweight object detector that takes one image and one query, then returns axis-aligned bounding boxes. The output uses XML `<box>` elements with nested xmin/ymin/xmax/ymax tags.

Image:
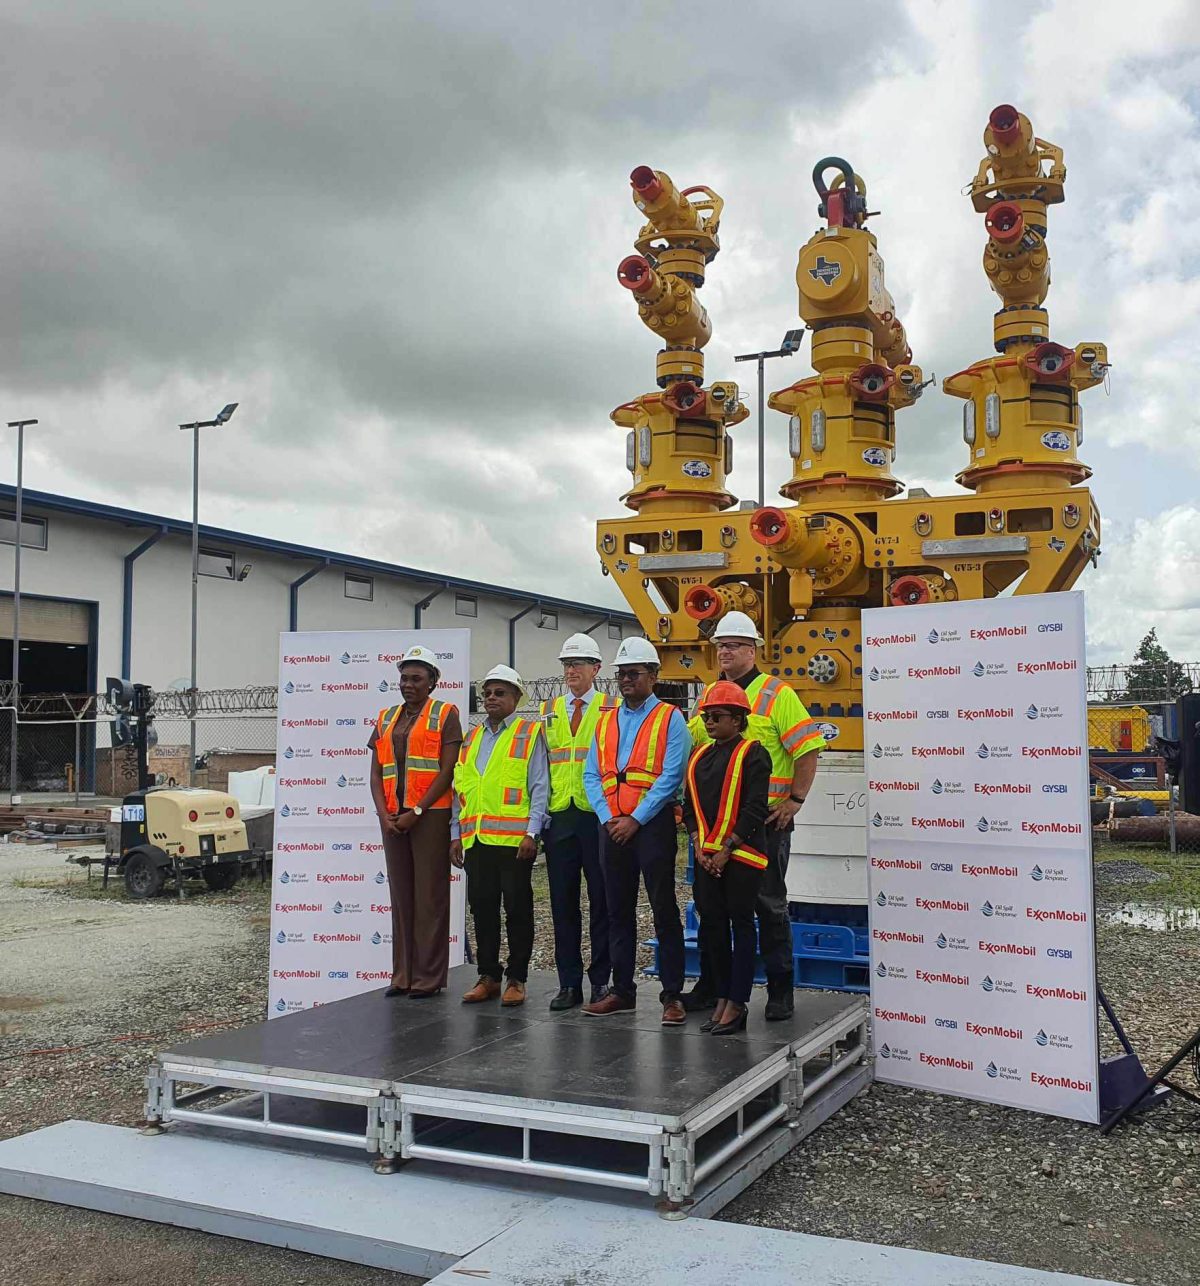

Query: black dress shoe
<box><xmin>711</xmin><ymin>1006</ymin><xmax>748</xmax><ymax>1036</ymax></box>
<box><xmin>589</xmin><ymin>984</ymin><xmax>611</xmax><ymax>1005</ymax></box>
<box><xmin>550</xmin><ymin>986</ymin><xmax>584</xmax><ymax>1012</ymax></box>
<box><xmin>680</xmin><ymin>987</ymin><xmax>716</xmax><ymax>1013</ymax></box>
<box><xmin>699</xmin><ymin>1008</ymin><xmax>723</xmax><ymax>1034</ymax></box>
<box><xmin>384</xmin><ymin>986</ymin><xmax>409</xmax><ymax>998</ymax></box>
<box><xmin>764</xmin><ymin>978</ymin><xmax>795</xmax><ymax>1021</ymax></box>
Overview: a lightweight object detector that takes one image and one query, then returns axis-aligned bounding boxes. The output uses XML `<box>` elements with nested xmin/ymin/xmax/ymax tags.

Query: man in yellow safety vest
<box><xmin>540</xmin><ymin>633</ymin><xmax>618</xmax><ymax>1011</ymax></box>
<box><xmin>685</xmin><ymin>611</ymin><xmax>826</xmax><ymax>1020</ymax></box>
<box><xmin>451</xmin><ymin>665</ymin><xmax>549</xmax><ymax>1008</ymax></box>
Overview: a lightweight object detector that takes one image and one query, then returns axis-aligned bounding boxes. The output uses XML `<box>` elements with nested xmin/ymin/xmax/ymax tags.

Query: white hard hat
<box><xmin>613</xmin><ymin>637</ymin><xmax>660</xmax><ymax>667</ymax></box>
<box><xmin>400</xmin><ymin>644</ymin><xmax>441</xmax><ymax>673</ymax></box>
<box><xmin>712</xmin><ymin>610</ymin><xmax>763</xmax><ymax>644</ymax></box>
<box><xmin>558</xmin><ymin>632</ymin><xmax>603</xmax><ymax>663</ymax></box>
<box><xmin>483</xmin><ymin>664</ymin><xmax>525</xmax><ymax>694</ymax></box>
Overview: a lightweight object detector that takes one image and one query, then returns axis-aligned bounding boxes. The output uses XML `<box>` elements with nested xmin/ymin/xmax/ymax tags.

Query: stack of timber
<box><xmin>2</xmin><ymin>805</ymin><xmax>109</xmax><ymax>848</ymax></box>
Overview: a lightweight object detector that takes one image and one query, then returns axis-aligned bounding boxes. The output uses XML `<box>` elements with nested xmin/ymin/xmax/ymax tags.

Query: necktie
<box><xmin>570</xmin><ymin>698</ymin><xmax>584</xmax><ymax>736</ymax></box>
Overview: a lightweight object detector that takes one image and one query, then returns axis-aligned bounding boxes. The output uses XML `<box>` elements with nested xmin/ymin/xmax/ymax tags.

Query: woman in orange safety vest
<box><xmin>368</xmin><ymin>645</ymin><xmax>463</xmax><ymax>999</ymax></box>
<box><xmin>682</xmin><ymin>681</ymin><xmax>772</xmax><ymax>1035</ymax></box>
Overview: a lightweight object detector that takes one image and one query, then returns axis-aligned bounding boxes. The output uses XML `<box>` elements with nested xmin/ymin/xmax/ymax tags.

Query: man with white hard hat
<box><xmin>685</xmin><ymin>610</ymin><xmax>826</xmax><ymax>1021</ymax></box>
<box><xmin>540</xmin><ymin>633</ymin><xmax>618</xmax><ymax>1011</ymax></box>
<box><xmin>451</xmin><ymin>664</ymin><xmax>549</xmax><ymax>1009</ymax></box>
<box><xmin>582</xmin><ymin>637</ymin><xmax>692</xmax><ymax>1026</ymax></box>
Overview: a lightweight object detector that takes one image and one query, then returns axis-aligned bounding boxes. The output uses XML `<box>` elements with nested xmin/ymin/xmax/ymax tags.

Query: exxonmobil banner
<box><xmin>862</xmin><ymin>592</ymin><xmax>1098</xmax><ymax>1124</ymax></box>
<box><xmin>268</xmin><ymin>630</ymin><xmax>470</xmax><ymax>1016</ymax></box>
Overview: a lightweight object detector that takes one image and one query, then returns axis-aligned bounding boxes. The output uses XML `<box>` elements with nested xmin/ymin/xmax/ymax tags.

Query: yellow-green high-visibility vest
<box><xmin>454</xmin><ymin>717</ymin><xmax>543</xmax><ymax>850</ymax></box>
<box><xmin>539</xmin><ymin>692</ymin><xmax>619</xmax><ymax>813</ymax></box>
<box><xmin>688</xmin><ymin>673</ymin><xmax>826</xmax><ymax>803</ymax></box>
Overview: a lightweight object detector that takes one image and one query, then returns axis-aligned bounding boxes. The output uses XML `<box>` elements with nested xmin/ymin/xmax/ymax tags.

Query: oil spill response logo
<box><xmin>283</xmin><ymin>745</ymin><xmax>313</xmax><ymax>760</ymax></box>
<box><xmin>275</xmin><ymin>930</ymin><xmax>305</xmax><ymax>945</ymax></box>
<box><xmin>980</xmin><ymin>900</ymin><xmax>1017</xmax><ymax>919</ymax></box>
<box><xmin>1030</xmin><ymin>864</ymin><xmax>1070</xmax><ymax>884</ymax></box>
<box><xmin>871</xmin><ymin>743</ymin><xmax>905</xmax><ymax>759</ymax></box>
<box><xmin>1025</xmin><ymin>703</ymin><xmax>1066</xmax><ymax>721</ymax></box>
<box><xmin>876</xmin><ymin>890</ymin><xmax>909</xmax><ymax>909</ymax></box>
<box><xmin>985</xmin><ymin>1061</ymin><xmax>1021</xmax><ymax>1083</ymax></box>
<box><xmin>979</xmin><ymin>974</ymin><xmax>1018</xmax><ymax>995</ymax></box>
<box><xmin>1034</xmin><ymin>1028</ymin><xmax>1075</xmax><ymax>1051</ymax></box>
<box><xmin>976</xmin><ymin>741</ymin><xmax>1013</xmax><ymax>760</ymax></box>
<box><xmin>926</xmin><ymin>628</ymin><xmax>961</xmax><ymax>644</ymax></box>
<box><xmin>875</xmin><ymin>960</ymin><xmax>910</xmax><ymax>980</ymax></box>
<box><xmin>972</xmin><ymin>660</ymin><xmax>1010</xmax><ymax>678</ymax></box>
<box><xmin>871</xmin><ymin>812</ymin><xmax>904</xmax><ymax>830</ymax></box>
<box><xmin>868</xmin><ymin>665</ymin><xmax>901</xmax><ymax>682</ymax></box>
<box><xmin>930</xmin><ymin>778</ymin><xmax>966</xmax><ymax>796</ymax></box>
<box><xmin>975</xmin><ymin>816</ymin><xmax>1014</xmax><ymax>835</ymax></box>
<box><xmin>934</xmin><ymin>932</ymin><xmax>969</xmax><ymax>952</ymax></box>
<box><xmin>876</xmin><ymin>1043</ymin><xmax>914</xmax><ymax>1064</ymax></box>
<box><xmin>282</xmin><ymin>680</ymin><xmax>314</xmax><ymax>695</ymax></box>
<box><xmin>335</xmin><ymin>774</ymin><xmax>367</xmax><ymax>789</ymax></box>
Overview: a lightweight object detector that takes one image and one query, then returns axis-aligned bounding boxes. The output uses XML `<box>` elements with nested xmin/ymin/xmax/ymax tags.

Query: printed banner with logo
<box><xmin>268</xmin><ymin>630</ymin><xmax>470</xmax><ymax>1016</ymax></box>
<box><xmin>862</xmin><ymin>591</ymin><xmax>1098</xmax><ymax>1123</ymax></box>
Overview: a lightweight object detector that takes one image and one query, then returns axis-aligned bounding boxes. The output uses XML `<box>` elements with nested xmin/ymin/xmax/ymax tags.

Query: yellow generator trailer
<box><xmin>113</xmin><ymin>788</ymin><xmax>251</xmax><ymax>899</ymax></box>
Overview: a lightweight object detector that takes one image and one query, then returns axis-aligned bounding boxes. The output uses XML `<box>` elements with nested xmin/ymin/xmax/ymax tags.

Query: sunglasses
<box><xmin>616</xmin><ymin>668</ymin><xmax>651</xmax><ymax>680</ymax></box>
<box><xmin>699</xmin><ymin>709</ymin><xmax>739</xmax><ymax>722</ymax></box>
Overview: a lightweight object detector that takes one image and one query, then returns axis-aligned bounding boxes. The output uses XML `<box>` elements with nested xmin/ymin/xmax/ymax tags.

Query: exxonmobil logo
<box><xmin>979</xmin><ymin>940</ymin><xmax>1037</xmax><ymax>957</ymax></box>
<box><xmin>871</xmin><ymin>929</ymin><xmax>924</xmax><ymax>945</ymax></box>
<box><xmin>1026</xmin><ymin>984</ymin><xmax>1088</xmax><ymax>1001</ymax></box>
<box><xmin>281</xmin><ymin>717</ymin><xmax>329</xmax><ymax>729</ymax></box>
<box><xmin>911</xmin><ymin>816</ymin><xmax>965</xmax><ymax>831</ymax></box>
<box><xmin>274</xmin><ymin>902</ymin><xmax>321</xmax><ymax>913</ymax></box>
<box><xmin>874</xmin><ymin>1008</ymin><xmax>927</xmax><ymax>1025</ymax></box>
<box><xmin>316</xmin><ymin>873</ymin><xmax>365</xmax><ymax>884</ymax></box>
<box><xmin>916</xmin><ymin>898</ymin><xmax>968</xmax><ymax>912</ymax></box>
<box><xmin>869</xmin><ymin>780</ymin><xmax>920</xmax><ymax>792</ymax></box>
<box><xmin>970</xmin><ymin>626</ymin><xmax>1027</xmax><ymax>641</ymax></box>
<box><xmin>1026</xmin><ymin>907</ymin><xmax>1088</xmax><ymax>923</ymax></box>
<box><xmin>957</xmin><ymin>707</ymin><xmax>1014</xmax><ymax>722</ymax></box>
<box><xmin>278</xmin><ymin>776</ymin><xmax>327</xmax><ymax>788</ymax></box>
<box><xmin>907</xmin><ymin>665</ymin><xmax>961</xmax><ymax>679</ymax></box>
<box><xmin>975</xmin><ymin>782</ymin><xmax>1031</xmax><ymax>796</ymax></box>
<box><xmin>865</xmin><ymin>633</ymin><xmax>916</xmax><ymax>646</ymax></box>
<box><xmin>277</xmin><ymin>841</ymin><xmax>324</xmax><ymax>854</ymax></box>
<box><xmin>1022</xmin><ymin>821</ymin><xmax>1083</xmax><ymax>836</ymax></box>
<box><xmin>1017</xmin><ymin>660</ymin><xmax>1078</xmax><ymax>674</ymax></box>
<box><xmin>912</xmin><ymin>745</ymin><xmax>966</xmax><ymax>759</ymax></box>
<box><xmin>967</xmin><ymin>1022</ymin><xmax>1023</xmax><ymax>1039</ymax></box>
<box><xmin>283</xmin><ymin>654</ymin><xmax>330</xmax><ymax>665</ymax></box>
<box><xmin>867</xmin><ymin>710</ymin><xmax>919</xmax><ymax>722</ymax></box>
<box><xmin>870</xmin><ymin>856</ymin><xmax>922</xmax><ymax>871</ymax></box>
<box><xmin>915</xmin><ymin>970</ymin><xmax>969</xmax><ymax>986</ymax></box>
<box><xmin>1022</xmin><ymin>746</ymin><xmax>1082</xmax><ymax>759</ymax></box>
<box><xmin>961</xmin><ymin>863</ymin><xmax>1018</xmax><ymax>878</ymax></box>
<box><xmin>321</xmin><ymin>747</ymin><xmax>370</xmax><ymax>758</ymax></box>
<box><xmin>1031</xmin><ymin>1071</ymin><xmax>1092</xmax><ymax>1091</ymax></box>
<box><xmin>919</xmin><ymin>1053</ymin><xmax>973</xmax><ymax>1070</ymax></box>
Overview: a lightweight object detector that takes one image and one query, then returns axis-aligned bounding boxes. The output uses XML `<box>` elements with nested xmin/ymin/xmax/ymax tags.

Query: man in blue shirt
<box><xmin>582</xmin><ymin>638</ymin><xmax>691</xmax><ymax>1025</ymax></box>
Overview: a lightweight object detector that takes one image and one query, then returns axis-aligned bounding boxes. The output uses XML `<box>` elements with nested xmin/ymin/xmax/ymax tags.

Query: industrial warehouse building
<box><xmin>0</xmin><ymin>484</ymin><xmax>637</xmax><ymax>702</ymax></box>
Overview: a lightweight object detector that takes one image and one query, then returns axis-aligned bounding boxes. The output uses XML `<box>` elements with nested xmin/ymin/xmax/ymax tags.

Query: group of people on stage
<box><xmin>367</xmin><ymin>611</ymin><xmax>826</xmax><ymax>1033</ymax></box>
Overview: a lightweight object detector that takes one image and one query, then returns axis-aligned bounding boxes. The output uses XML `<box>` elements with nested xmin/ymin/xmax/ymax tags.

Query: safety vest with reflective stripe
<box><xmin>453</xmin><ymin>717</ymin><xmax>543</xmax><ymax>850</ymax></box>
<box><xmin>539</xmin><ymin>692</ymin><xmax>619</xmax><ymax>814</ymax></box>
<box><xmin>595</xmin><ymin>700</ymin><xmax>677</xmax><ymax>818</ymax></box>
<box><xmin>687</xmin><ymin>673</ymin><xmax>826</xmax><ymax>802</ymax></box>
<box><xmin>685</xmin><ymin>739</ymin><xmax>767</xmax><ymax>870</ymax></box>
<box><xmin>374</xmin><ymin>699</ymin><xmax>454</xmax><ymax>815</ymax></box>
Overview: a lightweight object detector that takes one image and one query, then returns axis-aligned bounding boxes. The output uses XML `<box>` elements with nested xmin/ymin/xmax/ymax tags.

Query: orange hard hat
<box><xmin>699</xmin><ymin>680</ymin><xmax>751</xmax><ymax>712</ymax></box>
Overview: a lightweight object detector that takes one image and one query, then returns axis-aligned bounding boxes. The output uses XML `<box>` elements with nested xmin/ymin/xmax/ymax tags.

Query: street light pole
<box><xmin>179</xmin><ymin>404</ymin><xmax>238</xmax><ymax>785</ymax></box>
<box><xmin>6</xmin><ymin>418</ymin><xmax>37</xmax><ymax>801</ymax></box>
<box><xmin>734</xmin><ymin>330</ymin><xmax>805</xmax><ymax>508</ymax></box>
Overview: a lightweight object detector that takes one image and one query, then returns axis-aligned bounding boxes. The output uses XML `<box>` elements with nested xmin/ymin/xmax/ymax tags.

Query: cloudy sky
<box><xmin>3</xmin><ymin>0</ymin><xmax>1198</xmax><ymax>664</ymax></box>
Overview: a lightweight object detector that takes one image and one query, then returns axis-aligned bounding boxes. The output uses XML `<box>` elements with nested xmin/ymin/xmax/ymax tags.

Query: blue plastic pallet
<box><xmin>647</xmin><ymin>901</ymin><xmax>870</xmax><ymax>994</ymax></box>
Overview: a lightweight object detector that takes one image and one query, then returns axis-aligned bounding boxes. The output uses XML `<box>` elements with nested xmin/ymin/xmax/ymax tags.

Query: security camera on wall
<box><xmin>237</xmin><ymin>564</ymin><xmax>252</xmax><ymax>581</ymax></box>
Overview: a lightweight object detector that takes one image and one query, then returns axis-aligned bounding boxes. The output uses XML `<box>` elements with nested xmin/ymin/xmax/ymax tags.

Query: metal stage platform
<box><xmin>145</xmin><ymin>965</ymin><xmax>870</xmax><ymax>1210</ymax></box>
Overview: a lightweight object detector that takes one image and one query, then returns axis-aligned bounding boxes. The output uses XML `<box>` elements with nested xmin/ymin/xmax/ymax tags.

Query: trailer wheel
<box><xmin>201</xmin><ymin>865</ymin><xmax>240</xmax><ymax>892</ymax></box>
<box><xmin>124</xmin><ymin>851</ymin><xmax>165</xmax><ymax>899</ymax></box>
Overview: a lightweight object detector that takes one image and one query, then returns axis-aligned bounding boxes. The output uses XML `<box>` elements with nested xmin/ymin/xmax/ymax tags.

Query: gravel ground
<box><xmin>2</xmin><ymin>845</ymin><xmax>1198</xmax><ymax>1285</ymax></box>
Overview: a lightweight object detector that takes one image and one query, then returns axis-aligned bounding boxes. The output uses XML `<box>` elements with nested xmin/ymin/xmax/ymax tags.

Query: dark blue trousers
<box><xmin>544</xmin><ymin>804</ymin><xmax>611</xmax><ymax>992</ymax></box>
<box><xmin>600</xmin><ymin>807</ymin><xmax>684</xmax><ymax>1002</ymax></box>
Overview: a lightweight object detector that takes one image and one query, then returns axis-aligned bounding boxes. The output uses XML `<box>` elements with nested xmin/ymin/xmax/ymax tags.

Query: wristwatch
<box><xmin>789</xmin><ymin>794</ymin><xmax>806</xmax><ymax>805</ymax></box>
<box><xmin>413</xmin><ymin>806</ymin><xmax>424</xmax><ymax>817</ymax></box>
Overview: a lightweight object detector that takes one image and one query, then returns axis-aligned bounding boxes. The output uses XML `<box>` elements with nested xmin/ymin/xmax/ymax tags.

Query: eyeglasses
<box><xmin>562</xmin><ymin>659</ymin><xmax>597</xmax><ymax>671</ymax></box>
<box><xmin>616</xmin><ymin>668</ymin><xmax>650</xmax><ymax>680</ymax></box>
<box><xmin>714</xmin><ymin>640</ymin><xmax>754</xmax><ymax>651</ymax></box>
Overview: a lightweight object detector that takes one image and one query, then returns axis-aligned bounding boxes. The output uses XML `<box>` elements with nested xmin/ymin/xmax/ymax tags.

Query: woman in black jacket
<box><xmin>682</xmin><ymin>681</ymin><xmax>772</xmax><ymax>1035</ymax></box>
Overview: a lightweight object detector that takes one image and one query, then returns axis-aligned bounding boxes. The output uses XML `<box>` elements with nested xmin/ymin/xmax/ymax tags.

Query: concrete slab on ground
<box><xmin>0</xmin><ymin>1121</ymin><xmax>1122</xmax><ymax>1285</ymax></box>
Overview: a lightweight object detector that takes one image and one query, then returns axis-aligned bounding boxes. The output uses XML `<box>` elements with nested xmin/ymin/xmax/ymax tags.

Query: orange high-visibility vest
<box><xmin>595</xmin><ymin>700</ymin><xmax>677</xmax><ymax>818</ymax></box>
<box><xmin>685</xmin><ymin>739</ymin><xmax>767</xmax><ymax>870</ymax></box>
<box><xmin>374</xmin><ymin>699</ymin><xmax>454</xmax><ymax>815</ymax></box>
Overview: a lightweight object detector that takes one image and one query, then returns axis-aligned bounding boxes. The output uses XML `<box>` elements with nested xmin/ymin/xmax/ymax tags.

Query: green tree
<box><xmin>1124</xmin><ymin>628</ymin><xmax>1193</xmax><ymax>701</ymax></box>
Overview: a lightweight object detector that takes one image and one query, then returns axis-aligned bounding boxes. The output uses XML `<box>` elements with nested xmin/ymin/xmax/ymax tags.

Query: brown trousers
<box><xmin>381</xmin><ymin>809</ymin><xmax>451</xmax><ymax>992</ymax></box>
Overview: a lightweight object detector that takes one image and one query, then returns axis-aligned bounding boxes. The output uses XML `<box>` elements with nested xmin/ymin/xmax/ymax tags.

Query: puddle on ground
<box><xmin>1103</xmin><ymin>904</ymin><xmax>1200</xmax><ymax>931</ymax></box>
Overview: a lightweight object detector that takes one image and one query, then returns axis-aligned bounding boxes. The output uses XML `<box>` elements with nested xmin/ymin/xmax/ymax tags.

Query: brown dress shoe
<box><xmin>661</xmin><ymin>998</ymin><xmax>687</xmax><ymax>1026</ymax></box>
<box><xmin>501</xmin><ymin>980</ymin><xmax>526</xmax><ymax>1007</ymax></box>
<box><xmin>462</xmin><ymin>977</ymin><xmax>502</xmax><ymax>1004</ymax></box>
<box><xmin>583</xmin><ymin>991</ymin><xmax>636</xmax><ymax>1017</ymax></box>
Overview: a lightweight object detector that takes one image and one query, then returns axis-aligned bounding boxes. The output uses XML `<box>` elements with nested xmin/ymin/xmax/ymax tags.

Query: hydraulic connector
<box><xmin>683</xmin><ymin>581</ymin><xmax>762</xmax><ymax>624</ymax></box>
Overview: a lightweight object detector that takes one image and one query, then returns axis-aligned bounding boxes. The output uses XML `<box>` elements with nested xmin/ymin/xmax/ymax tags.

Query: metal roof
<box><xmin>0</xmin><ymin>484</ymin><xmax>635</xmax><ymax>622</ymax></box>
